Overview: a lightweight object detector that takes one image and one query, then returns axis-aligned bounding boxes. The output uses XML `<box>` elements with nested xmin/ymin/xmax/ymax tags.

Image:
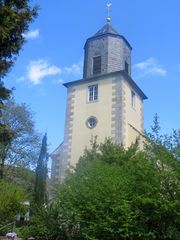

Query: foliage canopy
<box><xmin>25</xmin><ymin>121</ymin><xmax>180</xmax><ymax>240</ymax></box>
<box><xmin>0</xmin><ymin>179</ymin><xmax>26</xmax><ymax>234</ymax></box>
<box><xmin>0</xmin><ymin>0</ymin><xmax>38</xmax><ymax>79</ymax></box>
<box><xmin>0</xmin><ymin>0</ymin><xmax>38</xmax><ymax>173</ymax></box>
<box><xmin>0</xmin><ymin>99</ymin><xmax>41</xmax><ymax>179</ymax></box>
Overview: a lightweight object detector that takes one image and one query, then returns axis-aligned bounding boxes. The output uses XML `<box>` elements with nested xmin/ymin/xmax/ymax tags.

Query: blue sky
<box><xmin>5</xmin><ymin>0</ymin><xmax>180</xmax><ymax>157</ymax></box>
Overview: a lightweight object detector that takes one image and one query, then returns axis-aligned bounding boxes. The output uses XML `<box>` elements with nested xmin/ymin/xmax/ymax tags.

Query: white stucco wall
<box><xmin>70</xmin><ymin>77</ymin><xmax>114</xmax><ymax>166</ymax></box>
<box><xmin>123</xmin><ymin>80</ymin><xmax>144</xmax><ymax>147</ymax></box>
<box><xmin>65</xmin><ymin>74</ymin><xmax>145</xmax><ymax>167</ymax></box>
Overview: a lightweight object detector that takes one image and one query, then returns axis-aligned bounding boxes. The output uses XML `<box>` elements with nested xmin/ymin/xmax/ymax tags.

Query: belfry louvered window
<box><xmin>125</xmin><ymin>61</ymin><xmax>129</xmax><ymax>74</ymax></box>
<box><xmin>93</xmin><ymin>56</ymin><xmax>101</xmax><ymax>74</ymax></box>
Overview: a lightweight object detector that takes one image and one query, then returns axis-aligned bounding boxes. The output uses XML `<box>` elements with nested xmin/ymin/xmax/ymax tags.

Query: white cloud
<box><xmin>63</xmin><ymin>61</ymin><xmax>83</xmax><ymax>75</ymax></box>
<box><xmin>133</xmin><ymin>57</ymin><xmax>167</xmax><ymax>77</ymax></box>
<box><xmin>23</xmin><ymin>29</ymin><xmax>40</xmax><ymax>39</ymax></box>
<box><xmin>27</xmin><ymin>59</ymin><xmax>61</xmax><ymax>85</ymax></box>
<box><xmin>19</xmin><ymin>59</ymin><xmax>83</xmax><ymax>86</ymax></box>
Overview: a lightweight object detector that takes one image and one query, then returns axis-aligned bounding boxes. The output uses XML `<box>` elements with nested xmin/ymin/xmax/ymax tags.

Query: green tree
<box><xmin>34</xmin><ymin>134</ymin><xmax>48</xmax><ymax>207</ymax></box>
<box><xmin>0</xmin><ymin>0</ymin><xmax>38</xmax><ymax>174</ymax></box>
<box><xmin>0</xmin><ymin>81</ymin><xmax>11</xmax><ymax>110</ymax></box>
<box><xmin>0</xmin><ymin>99</ymin><xmax>41</xmax><ymax>179</ymax></box>
<box><xmin>0</xmin><ymin>0</ymin><xmax>38</xmax><ymax>78</ymax></box>
<box><xmin>0</xmin><ymin>82</ymin><xmax>12</xmax><ymax>178</ymax></box>
<box><xmin>24</xmin><ymin>123</ymin><xmax>180</xmax><ymax>240</ymax></box>
<box><xmin>0</xmin><ymin>179</ymin><xmax>26</xmax><ymax>234</ymax></box>
<box><xmin>54</xmin><ymin>138</ymin><xmax>180</xmax><ymax>240</ymax></box>
<box><xmin>146</xmin><ymin>114</ymin><xmax>180</xmax><ymax>160</ymax></box>
<box><xmin>19</xmin><ymin>204</ymin><xmax>62</xmax><ymax>240</ymax></box>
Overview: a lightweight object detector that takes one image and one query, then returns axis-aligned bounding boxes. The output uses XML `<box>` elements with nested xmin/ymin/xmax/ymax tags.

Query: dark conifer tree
<box><xmin>34</xmin><ymin>133</ymin><xmax>48</xmax><ymax>207</ymax></box>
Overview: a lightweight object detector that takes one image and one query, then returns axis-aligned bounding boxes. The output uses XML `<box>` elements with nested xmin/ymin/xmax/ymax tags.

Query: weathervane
<box><xmin>106</xmin><ymin>2</ymin><xmax>112</xmax><ymax>23</ymax></box>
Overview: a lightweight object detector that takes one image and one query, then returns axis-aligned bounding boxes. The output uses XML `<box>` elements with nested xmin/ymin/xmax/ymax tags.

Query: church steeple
<box><xmin>51</xmin><ymin>13</ymin><xmax>147</xmax><ymax>183</ymax></box>
<box><xmin>83</xmin><ymin>19</ymin><xmax>132</xmax><ymax>79</ymax></box>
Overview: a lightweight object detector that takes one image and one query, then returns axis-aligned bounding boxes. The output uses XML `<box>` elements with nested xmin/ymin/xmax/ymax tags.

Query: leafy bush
<box><xmin>25</xmin><ymin>120</ymin><xmax>180</xmax><ymax>239</ymax></box>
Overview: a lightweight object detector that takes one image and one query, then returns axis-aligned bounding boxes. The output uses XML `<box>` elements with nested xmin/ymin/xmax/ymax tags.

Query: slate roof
<box><xmin>50</xmin><ymin>142</ymin><xmax>63</xmax><ymax>157</ymax></box>
<box><xmin>94</xmin><ymin>22</ymin><xmax>119</xmax><ymax>36</ymax></box>
<box><xmin>84</xmin><ymin>22</ymin><xmax>132</xmax><ymax>50</ymax></box>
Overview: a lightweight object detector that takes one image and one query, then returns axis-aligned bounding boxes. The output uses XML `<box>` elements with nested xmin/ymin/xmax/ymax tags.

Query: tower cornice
<box><xmin>84</xmin><ymin>33</ymin><xmax>132</xmax><ymax>50</ymax></box>
<box><xmin>63</xmin><ymin>70</ymin><xmax>147</xmax><ymax>100</ymax></box>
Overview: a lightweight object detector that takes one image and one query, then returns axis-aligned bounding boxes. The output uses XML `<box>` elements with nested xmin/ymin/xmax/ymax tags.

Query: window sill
<box><xmin>86</xmin><ymin>100</ymin><xmax>99</xmax><ymax>104</ymax></box>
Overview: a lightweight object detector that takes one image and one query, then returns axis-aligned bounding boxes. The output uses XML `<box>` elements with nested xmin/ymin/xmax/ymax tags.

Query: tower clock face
<box><xmin>86</xmin><ymin>116</ymin><xmax>97</xmax><ymax>129</ymax></box>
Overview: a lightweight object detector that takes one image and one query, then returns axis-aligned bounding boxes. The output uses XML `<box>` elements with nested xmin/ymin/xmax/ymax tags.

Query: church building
<box><xmin>51</xmin><ymin>17</ymin><xmax>147</xmax><ymax>182</ymax></box>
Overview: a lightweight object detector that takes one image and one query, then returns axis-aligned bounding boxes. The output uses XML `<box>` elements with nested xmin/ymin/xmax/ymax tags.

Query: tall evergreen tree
<box><xmin>34</xmin><ymin>134</ymin><xmax>48</xmax><ymax>207</ymax></box>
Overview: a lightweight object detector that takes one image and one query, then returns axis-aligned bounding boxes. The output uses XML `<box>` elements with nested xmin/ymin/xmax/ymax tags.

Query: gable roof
<box><xmin>50</xmin><ymin>142</ymin><xmax>63</xmax><ymax>157</ymax></box>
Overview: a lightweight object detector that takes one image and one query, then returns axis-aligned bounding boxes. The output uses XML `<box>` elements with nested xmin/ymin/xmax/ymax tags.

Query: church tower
<box><xmin>51</xmin><ymin>18</ymin><xmax>147</xmax><ymax>182</ymax></box>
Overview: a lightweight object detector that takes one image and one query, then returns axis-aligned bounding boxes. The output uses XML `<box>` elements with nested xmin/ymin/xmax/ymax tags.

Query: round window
<box><xmin>86</xmin><ymin>116</ymin><xmax>97</xmax><ymax>129</ymax></box>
